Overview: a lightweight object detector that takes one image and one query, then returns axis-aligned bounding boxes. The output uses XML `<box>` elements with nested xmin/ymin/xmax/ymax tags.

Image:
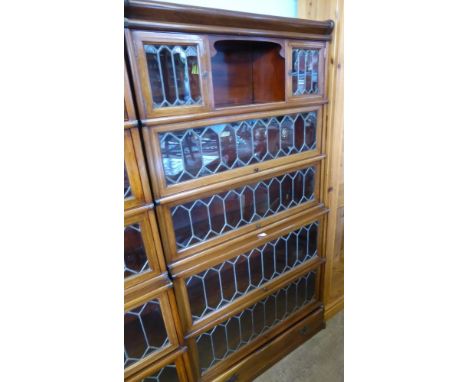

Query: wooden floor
<box><xmin>255</xmin><ymin>310</ymin><xmax>344</xmax><ymax>382</ymax></box>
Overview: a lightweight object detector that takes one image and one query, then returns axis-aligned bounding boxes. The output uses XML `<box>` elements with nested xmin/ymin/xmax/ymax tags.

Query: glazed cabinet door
<box><xmin>125</xmin><ymin>284</ymin><xmax>184</xmax><ymax>379</ymax></box>
<box><xmin>144</xmin><ymin>108</ymin><xmax>323</xmax><ymax>198</ymax></box>
<box><xmin>286</xmin><ymin>41</ymin><xmax>327</xmax><ymax>102</ymax></box>
<box><xmin>124</xmin><ymin>209</ymin><xmax>167</xmax><ymax>288</ymax></box>
<box><xmin>126</xmin><ymin>348</ymin><xmax>193</xmax><ymax>382</ymax></box>
<box><xmin>128</xmin><ymin>30</ymin><xmax>213</xmax><ymax>119</ymax></box>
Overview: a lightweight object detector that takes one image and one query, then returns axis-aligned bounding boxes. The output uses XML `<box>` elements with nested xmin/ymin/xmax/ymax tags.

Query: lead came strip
<box><xmin>292</xmin><ymin>48</ymin><xmax>319</xmax><ymax>95</ymax></box>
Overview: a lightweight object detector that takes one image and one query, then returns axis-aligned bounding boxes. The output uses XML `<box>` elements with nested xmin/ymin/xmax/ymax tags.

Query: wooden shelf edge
<box><xmin>140</xmin><ymin>99</ymin><xmax>329</xmax><ymax>128</ymax></box>
<box><xmin>169</xmin><ymin>203</ymin><xmax>328</xmax><ymax>278</ymax></box>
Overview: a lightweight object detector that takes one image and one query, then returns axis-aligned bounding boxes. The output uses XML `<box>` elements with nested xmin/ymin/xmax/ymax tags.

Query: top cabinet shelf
<box><xmin>127</xmin><ymin>30</ymin><xmax>327</xmax><ymax>121</ymax></box>
<box><xmin>210</xmin><ymin>38</ymin><xmax>285</xmax><ymax>108</ymax></box>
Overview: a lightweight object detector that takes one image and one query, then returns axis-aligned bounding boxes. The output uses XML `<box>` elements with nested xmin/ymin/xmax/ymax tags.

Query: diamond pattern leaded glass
<box><xmin>145</xmin><ymin>44</ymin><xmax>202</xmax><ymax>109</ymax></box>
<box><xmin>124</xmin><ymin>300</ymin><xmax>170</xmax><ymax>368</ymax></box>
<box><xmin>196</xmin><ymin>271</ymin><xmax>316</xmax><ymax>373</ymax></box>
<box><xmin>124</xmin><ymin>224</ymin><xmax>150</xmax><ymax>279</ymax></box>
<box><xmin>291</xmin><ymin>49</ymin><xmax>320</xmax><ymax>96</ymax></box>
<box><xmin>142</xmin><ymin>364</ymin><xmax>179</xmax><ymax>382</ymax></box>
<box><xmin>186</xmin><ymin>222</ymin><xmax>319</xmax><ymax>321</ymax></box>
<box><xmin>159</xmin><ymin>112</ymin><xmax>317</xmax><ymax>185</ymax></box>
<box><xmin>171</xmin><ymin>167</ymin><xmax>316</xmax><ymax>250</ymax></box>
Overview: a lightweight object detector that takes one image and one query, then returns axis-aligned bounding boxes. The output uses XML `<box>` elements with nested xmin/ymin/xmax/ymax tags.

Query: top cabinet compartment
<box><xmin>210</xmin><ymin>38</ymin><xmax>285</xmax><ymax>108</ymax></box>
<box><xmin>129</xmin><ymin>31</ymin><xmax>213</xmax><ymax>119</ymax></box>
<box><xmin>127</xmin><ymin>29</ymin><xmax>328</xmax><ymax>120</ymax></box>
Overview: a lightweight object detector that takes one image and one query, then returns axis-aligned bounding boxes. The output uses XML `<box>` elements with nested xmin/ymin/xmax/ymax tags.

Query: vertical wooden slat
<box><xmin>298</xmin><ymin>0</ymin><xmax>344</xmax><ymax>319</ymax></box>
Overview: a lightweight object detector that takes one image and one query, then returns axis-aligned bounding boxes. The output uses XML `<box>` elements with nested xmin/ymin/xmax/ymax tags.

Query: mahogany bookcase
<box><xmin>124</xmin><ymin>1</ymin><xmax>334</xmax><ymax>381</ymax></box>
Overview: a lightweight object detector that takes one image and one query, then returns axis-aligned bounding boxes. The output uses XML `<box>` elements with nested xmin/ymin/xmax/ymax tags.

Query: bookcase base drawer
<box><xmin>210</xmin><ymin>306</ymin><xmax>324</xmax><ymax>382</ymax></box>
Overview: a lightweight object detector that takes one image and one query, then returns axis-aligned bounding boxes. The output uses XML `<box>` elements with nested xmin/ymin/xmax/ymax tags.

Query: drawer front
<box><xmin>124</xmin><ymin>209</ymin><xmax>166</xmax><ymax>289</ymax></box>
<box><xmin>147</xmin><ymin>109</ymin><xmax>322</xmax><ymax>196</ymax></box>
<box><xmin>128</xmin><ymin>30</ymin><xmax>213</xmax><ymax>119</ymax></box>
<box><xmin>165</xmin><ymin>164</ymin><xmax>320</xmax><ymax>261</ymax></box>
<box><xmin>185</xmin><ymin>220</ymin><xmax>320</xmax><ymax>323</ymax></box>
<box><xmin>286</xmin><ymin>41</ymin><xmax>326</xmax><ymax>102</ymax></box>
<box><xmin>192</xmin><ymin>265</ymin><xmax>321</xmax><ymax>377</ymax></box>
<box><xmin>126</xmin><ymin>347</ymin><xmax>192</xmax><ymax>382</ymax></box>
<box><xmin>125</xmin><ymin>287</ymin><xmax>183</xmax><ymax>378</ymax></box>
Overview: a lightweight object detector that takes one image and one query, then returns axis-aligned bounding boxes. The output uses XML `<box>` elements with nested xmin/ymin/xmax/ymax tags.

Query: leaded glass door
<box><xmin>125</xmin><ymin>348</ymin><xmax>192</xmax><ymax>382</ymax></box>
<box><xmin>124</xmin><ymin>284</ymin><xmax>184</xmax><ymax>379</ymax></box>
<box><xmin>144</xmin><ymin>108</ymin><xmax>323</xmax><ymax>199</ymax></box>
<box><xmin>286</xmin><ymin>41</ymin><xmax>327</xmax><ymax>102</ymax></box>
<box><xmin>129</xmin><ymin>31</ymin><xmax>213</xmax><ymax>119</ymax></box>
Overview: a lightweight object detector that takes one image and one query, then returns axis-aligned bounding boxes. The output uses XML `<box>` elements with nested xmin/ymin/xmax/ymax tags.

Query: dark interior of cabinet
<box><xmin>211</xmin><ymin>40</ymin><xmax>285</xmax><ymax>107</ymax></box>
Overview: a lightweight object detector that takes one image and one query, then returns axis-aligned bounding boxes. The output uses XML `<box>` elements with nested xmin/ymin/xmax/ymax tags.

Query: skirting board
<box><xmin>324</xmin><ymin>296</ymin><xmax>344</xmax><ymax>320</ymax></box>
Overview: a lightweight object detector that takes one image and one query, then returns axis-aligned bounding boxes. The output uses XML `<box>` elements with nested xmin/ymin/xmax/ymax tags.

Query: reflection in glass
<box><xmin>171</xmin><ymin>167</ymin><xmax>316</xmax><ymax>250</ymax></box>
<box><xmin>145</xmin><ymin>44</ymin><xmax>202</xmax><ymax>108</ymax></box>
<box><xmin>291</xmin><ymin>49</ymin><xmax>319</xmax><ymax>95</ymax></box>
<box><xmin>186</xmin><ymin>222</ymin><xmax>319</xmax><ymax>320</ymax></box>
<box><xmin>124</xmin><ymin>300</ymin><xmax>170</xmax><ymax>368</ymax></box>
<box><xmin>196</xmin><ymin>271</ymin><xmax>317</xmax><ymax>373</ymax></box>
<box><xmin>124</xmin><ymin>224</ymin><xmax>150</xmax><ymax>278</ymax></box>
<box><xmin>159</xmin><ymin>112</ymin><xmax>317</xmax><ymax>185</ymax></box>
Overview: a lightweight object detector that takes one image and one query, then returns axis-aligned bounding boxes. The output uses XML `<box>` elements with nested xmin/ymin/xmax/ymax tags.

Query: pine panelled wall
<box><xmin>298</xmin><ymin>0</ymin><xmax>344</xmax><ymax>319</ymax></box>
<box><xmin>124</xmin><ymin>1</ymin><xmax>336</xmax><ymax>381</ymax></box>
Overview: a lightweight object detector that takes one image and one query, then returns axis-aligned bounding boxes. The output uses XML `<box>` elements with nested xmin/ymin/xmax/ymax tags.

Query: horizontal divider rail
<box><xmin>169</xmin><ymin>203</ymin><xmax>328</xmax><ymax>277</ymax></box>
<box><xmin>155</xmin><ymin>155</ymin><xmax>325</xmax><ymax>207</ymax></box>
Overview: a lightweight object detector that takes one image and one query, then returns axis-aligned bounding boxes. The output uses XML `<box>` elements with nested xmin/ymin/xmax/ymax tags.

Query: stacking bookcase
<box><xmin>124</xmin><ymin>2</ymin><xmax>334</xmax><ymax>381</ymax></box>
